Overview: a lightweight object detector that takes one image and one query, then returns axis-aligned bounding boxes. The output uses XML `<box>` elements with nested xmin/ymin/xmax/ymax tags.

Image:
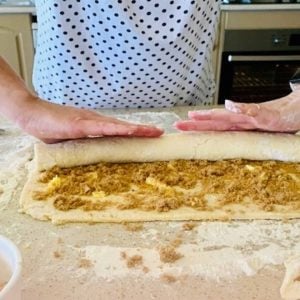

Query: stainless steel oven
<box><xmin>218</xmin><ymin>29</ymin><xmax>300</xmax><ymax>104</ymax></box>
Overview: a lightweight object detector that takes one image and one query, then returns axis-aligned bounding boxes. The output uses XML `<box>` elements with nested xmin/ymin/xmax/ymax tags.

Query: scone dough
<box><xmin>35</xmin><ymin>132</ymin><xmax>300</xmax><ymax>170</ymax></box>
<box><xmin>20</xmin><ymin>132</ymin><xmax>300</xmax><ymax>224</ymax></box>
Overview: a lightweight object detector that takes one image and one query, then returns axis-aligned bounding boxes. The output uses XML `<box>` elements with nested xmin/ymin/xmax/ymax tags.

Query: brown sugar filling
<box><xmin>33</xmin><ymin>159</ymin><xmax>300</xmax><ymax>213</ymax></box>
<box><xmin>158</xmin><ymin>245</ymin><xmax>183</xmax><ymax>263</ymax></box>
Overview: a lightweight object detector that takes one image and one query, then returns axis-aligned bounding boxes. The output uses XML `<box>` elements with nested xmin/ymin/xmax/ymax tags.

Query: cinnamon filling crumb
<box><xmin>53</xmin><ymin>251</ymin><xmax>62</xmax><ymax>258</ymax></box>
<box><xmin>159</xmin><ymin>245</ymin><xmax>183</xmax><ymax>263</ymax></box>
<box><xmin>160</xmin><ymin>273</ymin><xmax>178</xmax><ymax>283</ymax></box>
<box><xmin>123</xmin><ymin>222</ymin><xmax>144</xmax><ymax>232</ymax></box>
<box><xmin>33</xmin><ymin>159</ymin><xmax>300</xmax><ymax>213</ymax></box>
<box><xmin>294</xmin><ymin>276</ymin><xmax>300</xmax><ymax>282</ymax></box>
<box><xmin>182</xmin><ymin>222</ymin><xmax>197</xmax><ymax>231</ymax></box>
<box><xmin>169</xmin><ymin>238</ymin><xmax>183</xmax><ymax>248</ymax></box>
<box><xmin>121</xmin><ymin>252</ymin><xmax>143</xmax><ymax>268</ymax></box>
<box><xmin>78</xmin><ymin>258</ymin><xmax>93</xmax><ymax>268</ymax></box>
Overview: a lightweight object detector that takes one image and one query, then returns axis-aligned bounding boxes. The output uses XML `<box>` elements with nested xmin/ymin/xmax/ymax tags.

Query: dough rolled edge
<box><xmin>35</xmin><ymin>132</ymin><xmax>300</xmax><ymax>171</ymax></box>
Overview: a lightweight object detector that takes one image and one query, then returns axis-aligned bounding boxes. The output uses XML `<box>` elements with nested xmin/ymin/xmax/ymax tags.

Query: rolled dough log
<box><xmin>35</xmin><ymin>132</ymin><xmax>300</xmax><ymax>171</ymax></box>
<box><xmin>20</xmin><ymin>131</ymin><xmax>300</xmax><ymax>224</ymax></box>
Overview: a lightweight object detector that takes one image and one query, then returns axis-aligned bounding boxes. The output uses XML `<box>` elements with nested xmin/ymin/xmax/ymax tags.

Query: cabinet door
<box><xmin>0</xmin><ymin>14</ymin><xmax>34</xmax><ymax>90</ymax></box>
<box><xmin>224</xmin><ymin>11</ymin><xmax>300</xmax><ymax>30</ymax></box>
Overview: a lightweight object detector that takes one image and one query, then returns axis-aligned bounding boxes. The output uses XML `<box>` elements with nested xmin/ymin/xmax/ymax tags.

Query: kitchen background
<box><xmin>0</xmin><ymin>0</ymin><xmax>300</xmax><ymax>104</ymax></box>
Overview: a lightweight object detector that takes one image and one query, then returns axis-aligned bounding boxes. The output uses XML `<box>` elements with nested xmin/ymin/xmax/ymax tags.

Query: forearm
<box><xmin>0</xmin><ymin>56</ymin><xmax>37</xmax><ymax>123</ymax></box>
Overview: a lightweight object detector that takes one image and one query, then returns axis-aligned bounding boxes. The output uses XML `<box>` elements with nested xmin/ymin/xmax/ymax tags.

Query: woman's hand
<box><xmin>175</xmin><ymin>90</ymin><xmax>300</xmax><ymax>133</ymax></box>
<box><xmin>16</xmin><ymin>97</ymin><xmax>163</xmax><ymax>143</ymax></box>
<box><xmin>0</xmin><ymin>57</ymin><xmax>163</xmax><ymax>143</ymax></box>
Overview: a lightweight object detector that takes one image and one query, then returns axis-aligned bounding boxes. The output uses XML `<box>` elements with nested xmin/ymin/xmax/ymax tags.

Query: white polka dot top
<box><xmin>33</xmin><ymin>0</ymin><xmax>221</xmax><ymax>109</ymax></box>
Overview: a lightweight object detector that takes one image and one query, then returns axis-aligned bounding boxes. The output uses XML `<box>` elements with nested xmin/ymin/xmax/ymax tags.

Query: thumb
<box><xmin>225</xmin><ymin>100</ymin><xmax>260</xmax><ymax>117</ymax></box>
<box><xmin>225</xmin><ymin>99</ymin><xmax>281</xmax><ymax>130</ymax></box>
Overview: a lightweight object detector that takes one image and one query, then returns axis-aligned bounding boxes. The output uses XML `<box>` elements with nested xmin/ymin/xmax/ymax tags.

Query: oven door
<box><xmin>218</xmin><ymin>52</ymin><xmax>300</xmax><ymax>104</ymax></box>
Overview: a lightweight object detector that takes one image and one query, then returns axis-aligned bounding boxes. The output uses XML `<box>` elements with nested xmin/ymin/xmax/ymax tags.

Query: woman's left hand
<box><xmin>175</xmin><ymin>90</ymin><xmax>300</xmax><ymax>133</ymax></box>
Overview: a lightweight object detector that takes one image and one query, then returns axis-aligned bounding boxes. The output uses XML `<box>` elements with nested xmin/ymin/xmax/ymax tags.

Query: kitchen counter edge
<box><xmin>1</xmin><ymin>4</ymin><xmax>300</xmax><ymax>14</ymax></box>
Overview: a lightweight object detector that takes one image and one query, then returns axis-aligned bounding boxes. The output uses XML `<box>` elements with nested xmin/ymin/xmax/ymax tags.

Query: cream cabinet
<box><xmin>0</xmin><ymin>14</ymin><xmax>34</xmax><ymax>90</ymax></box>
<box><xmin>222</xmin><ymin>10</ymin><xmax>300</xmax><ymax>30</ymax></box>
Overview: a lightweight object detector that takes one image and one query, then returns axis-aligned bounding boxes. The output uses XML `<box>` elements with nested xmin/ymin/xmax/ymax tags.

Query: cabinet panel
<box><xmin>224</xmin><ymin>11</ymin><xmax>300</xmax><ymax>30</ymax></box>
<box><xmin>0</xmin><ymin>14</ymin><xmax>34</xmax><ymax>90</ymax></box>
<box><xmin>0</xmin><ymin>28</ymin><xmax>21</xmax><ymax>74</ymax></box>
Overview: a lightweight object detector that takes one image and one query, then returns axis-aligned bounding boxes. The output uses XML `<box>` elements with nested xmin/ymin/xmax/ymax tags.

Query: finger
<box><xmin>127</xmin><ymin>125</ymin><xmax>164</xmax><ymax>137</ymax></box>
<box><xmin>188</xmin><ymin>109</ymin><xmax>227</xmax><ymax>120</ymax></box>
<box><xmin>175</xmin><ymin>120</ymin><xmax>238</xmax><ymax>131</ymax></box>
<box><xmin>175</xmin><ymin>119</ymin><xmax>257</xmax><ymax>131</ymax></box>
<box><xmin>88</xmin><ymin>113</ymin><xmax>164</xmax><ymax>136</ymax></box>
<box><xmin>175</xmin><ymin>120</ymin><xmax>230</xmax><ymax>131</ymax></box>
<box><xmin>188</xmin><ymin>109</ymin><xmax>254</xmax><ymax>124</ymax></box>
<box><xmin>78</xmin><ymin>120</ymin><xmax>163</xmax><ymax>137</ymax></box>
<box><xmin>41</xmin><ymin>138</ymin><xmax>65</xmax><ymax>144</ymax></box>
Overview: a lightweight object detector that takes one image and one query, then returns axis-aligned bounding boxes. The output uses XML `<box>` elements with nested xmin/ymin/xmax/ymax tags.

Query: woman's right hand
<box><xmin>16</xmin><ymin>97</ymin><xmax>163</xmax><ymax>143</ymax></box>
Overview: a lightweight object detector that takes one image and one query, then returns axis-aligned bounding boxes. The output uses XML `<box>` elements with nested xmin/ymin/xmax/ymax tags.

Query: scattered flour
<box><xmin>0</xmin><ymin>120</ymin><xmax>35</xmax><ymax>211</ymax></box>
<box><xmin>80</xmin><ymin>220</ymin><xmax>300</xmax><ymax>281</ymax></box>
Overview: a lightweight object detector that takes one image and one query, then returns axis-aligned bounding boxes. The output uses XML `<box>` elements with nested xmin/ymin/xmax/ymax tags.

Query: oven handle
<box><xmin>228</xmin><ymin>55</ymin><xmax>300</xmax><ymax>62</ymax></box>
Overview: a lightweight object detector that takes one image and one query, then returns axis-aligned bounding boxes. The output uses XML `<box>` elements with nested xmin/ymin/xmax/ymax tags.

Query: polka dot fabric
<box><xmin>33</xmin><ymin>0</ymin><xmax>221</xmax><ymax>108</ymax></box>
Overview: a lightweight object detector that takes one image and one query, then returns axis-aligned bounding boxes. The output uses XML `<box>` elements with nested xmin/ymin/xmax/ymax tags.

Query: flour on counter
<box><xmin>0</xmin><ymin>120</ymin><xmax>35</xmax><ymax>211</ymax></box>
<box><xmin>79</xmin><ymin>220</ymin><xmax>300</xmax><ymax>282</ymax></box>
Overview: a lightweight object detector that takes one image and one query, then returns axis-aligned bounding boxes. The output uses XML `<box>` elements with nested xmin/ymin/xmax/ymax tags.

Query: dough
<box><xmin>281</xmin><ymin>256</ymin><xmax>300</xmax><ymax>300</ymax></box>
<box><xmin>20</xmin><ymin>132</ymin><xmax>300</xmax><ymax>224</ymax></box>
<box><xmin>35</xmin><ymin>132</ymin><xmax>300</xmax><ymax>170</ymax></box>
